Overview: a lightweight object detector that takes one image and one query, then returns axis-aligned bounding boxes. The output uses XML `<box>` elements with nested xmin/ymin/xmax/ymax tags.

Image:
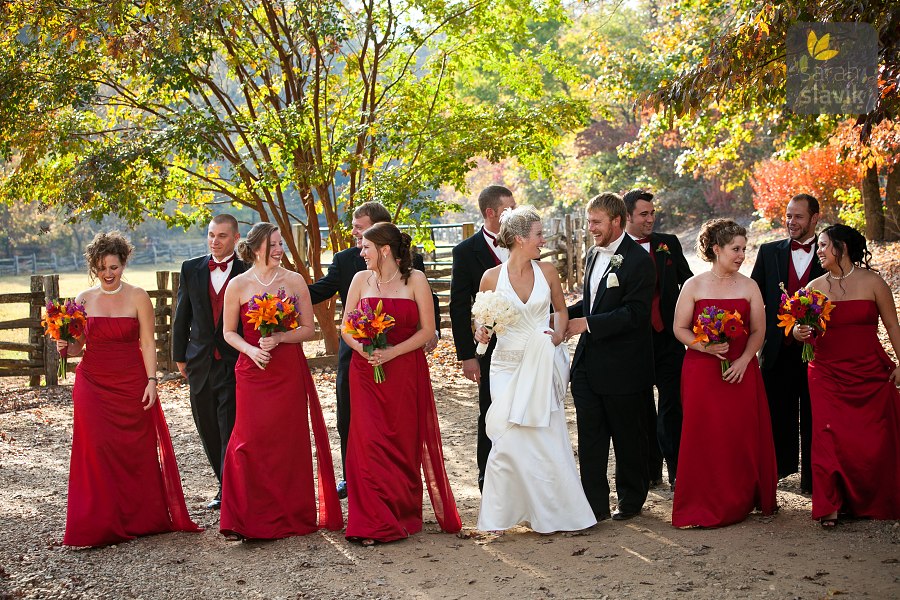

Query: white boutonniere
<box><xmin>609</xmin><ymin>254</ymin><xmax>623</xmax><ymax>269</ymax></box>
<box><xmin>606</xmin><ymin>272</ymin><xmax>620</xmax><ymax>288</ymax></box>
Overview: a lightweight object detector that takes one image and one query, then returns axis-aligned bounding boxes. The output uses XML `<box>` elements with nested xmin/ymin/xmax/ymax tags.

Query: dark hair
<box><xmin>211</xmin><ymin>213</ymin><xmax>239</xmax><ymax>233</ymax></box>
<box><xmin>85</xmin><ymin>231</ymin><xmax>133</xmax><ymax>279</ymax></box>
<box><xmin>363</xmin><ymin>222</ymin><xmax>413</xmax><ymax>283</ymax></box>
<box><xmin>497</xmin><ymin>206</ymin><xmax>542</xmax><ymax>249</ymax></box>
<box><xmin>623</xmin><ymin>189</ymin><xmax>654</xmax><ymax>216</ymax></box>
<box><xmin>477</xmin><ymin>185</ymin><xmax>513</xmax><ymax>217</ymax></box>
<box><xmin>586</xmin><ymin>192</ymin><xmax>627</xmax><ymax>227</ymax></box>
<box><xmin>237</xmin><ymin>222</ymin><xmax>279</xmax><ymax>265</ymax></box>
<box><xmin>820</xmin><ymin>224</ymin><xmax>873</xmax><ymax>274</ymax></box>
<box><xmin>353</xmin><ymin>201</ymin><xmax>392</xmax><ymax>224</ymax></box>
<box><xmin>790</xmin><ymin>194</ymin><xmax>820</xmax><ymax>216</ymax></box>
<box><xmin>697</xmin><ymin>218</ymin><xmax>747</xmax><ymax>262</ymax></box>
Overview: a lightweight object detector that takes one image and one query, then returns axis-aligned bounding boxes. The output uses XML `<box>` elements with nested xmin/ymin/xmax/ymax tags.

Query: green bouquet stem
<box><xmin>58</xmin><ymin>345</ymin><xmax>67</xmax><ymax>379</ymax></box>
<box><xmin>720</xmin><ymin>359</ymin><xmax>730</xmax><ymax>379</ymax></box>
<box><xmin>364</xmin><ymin>344</ymin><xmax>386</xmax><ymax>383</ymax></box>
<box><xmin>801</xmin><ymin>341</ymin><xmax>816</xmax><ymax>362</ymax></box>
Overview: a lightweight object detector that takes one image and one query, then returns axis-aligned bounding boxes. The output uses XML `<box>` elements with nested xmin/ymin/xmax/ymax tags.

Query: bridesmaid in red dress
<box><xmin>671</xmin><ymin>219</ymin><xmax>778</xmax><ymax>528</ymax></box>
<box><xmin>60</xmin><ymin>231</ymin><xmax>200</xmax><ymax>547</ymax></box>
<box><xmin>220</xmin><ymin>223</ymin><xmax>342</xmax><ymax>540</ymax></box>
<box><xmin>342</xmin><ymin>222</ymin><xmax>461</xmax><ymax>546</ymax></box>
<box><xmin>792</xmin><ymin>224</ymin><xmax>900</xmax><ymax>527</ymax></box>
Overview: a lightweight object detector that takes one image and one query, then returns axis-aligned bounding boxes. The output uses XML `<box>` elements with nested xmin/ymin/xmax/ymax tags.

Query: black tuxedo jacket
<box><xmin>648</xmin><ymin>232</ymin><xmax>693</xmax><ymax>332</ymax></box>
<box><xmin>568</xmin><ymin>235</ymin><xmax>656</xmax><ymax>396</ymax></box>
<box><xmin>172</xmin><ymin>254</ymin><xmax>249</xmax><ymax>371</ymax></box>
<box><xmin>449</xmin><ymin>227</ymin><xmax>499</xmax><ymax>362</ymax></box>
<box><xmin>308</xmin><ymin>246</ymin><xmax>439</xmax><ymax>331</ymax></box>
<box><xmin>751</xmin><ymin>237</ymin><xmax>825</xmax><ymax>369</ymax></box>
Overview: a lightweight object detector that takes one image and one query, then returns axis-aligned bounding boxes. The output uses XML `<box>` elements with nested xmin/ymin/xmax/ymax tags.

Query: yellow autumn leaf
<box><xmin>806</xmin><ymin>31</ymin><xmax>818</xmax><ymax>56</ymax></box>
<box><xmin>809</xmin><ymin>31</ymin><xmax>839</xmax><ymax>61</ymax></box>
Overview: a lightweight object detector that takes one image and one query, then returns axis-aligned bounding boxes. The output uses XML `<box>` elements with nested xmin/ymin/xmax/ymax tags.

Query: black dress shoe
<box><xmin>207</xmin><ymin>498</ymin><xmax>222</xmax><ymax>510</ymax></box>
<box><xmin>595</xmin><ymin>512</ymin><xmax>612</xmax><ymax>522</ymax></box>
<box><xmin>649</xmin><ymin>478</ymin><xmax>664</xmax><ymax>487</ymax></box>
<box><xmin>612</xmin><ymin>509</ymin><xmax>640</xmax><ymax>521</ymax></box>
<box><xmin>336</xmin><ymin>480</ymin><xmax>348</xmax><ymax>499</ymax></box>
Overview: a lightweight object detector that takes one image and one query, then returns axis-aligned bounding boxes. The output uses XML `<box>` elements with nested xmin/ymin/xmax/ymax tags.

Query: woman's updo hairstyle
<box><xmin>497</xmin><ymin>206</ymin><xmax>541</xmax><ymax>249</ymax></box>
<box><xmin>363</xmin><ymin>222</ymin><xmax>414</xmax><ymax>283</ymax></box>
<box><xmin>697</xmin><ymin>218</ymin><xmax>747</xmax><ymax>262</ymax></box>
<box><xmin>237</xmin><ymin>222</ymin><xmax>278</xmax><ymax>265</ymax></box>
<box><xmin>84</xmin><ymin>231</ymin><xmax>134</xmax><ymax>279</ymax></box>
<box><xmin>820</xmin><ymin>224</ymin><xmax>873</xmax><ymax>272</ymax></box>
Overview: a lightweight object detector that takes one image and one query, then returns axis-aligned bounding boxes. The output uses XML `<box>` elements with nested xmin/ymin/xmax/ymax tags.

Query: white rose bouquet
<box><xmin>471</xmin><ymin>290</ymin><xmax>520</xmax><ymax>355</ymax></box>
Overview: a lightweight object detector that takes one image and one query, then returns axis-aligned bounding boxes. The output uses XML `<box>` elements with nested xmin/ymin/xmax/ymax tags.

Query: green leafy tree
<box><xmin>0</xmin><ymin>0</ymin><xmax>587</xmax><ymax>350</ymax></box>
<box><xmin>642</xmin><ymin>0</ymin><xmax>900</xmax><ymax>239</ymax></box>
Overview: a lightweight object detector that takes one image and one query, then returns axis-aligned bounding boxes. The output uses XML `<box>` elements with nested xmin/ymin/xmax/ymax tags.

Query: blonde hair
<box><xmin>237</xmin><ymin>222</ymin><xmax>279</xmax><ymax>265</ymax></box>
<box><xmin>497</xmin><ymin>206</ymin><xmax>542</xmax><ymax>249</ymax></box>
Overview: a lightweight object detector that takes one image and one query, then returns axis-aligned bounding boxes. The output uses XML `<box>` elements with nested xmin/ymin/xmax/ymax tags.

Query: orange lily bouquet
<box><xmin>776</xmin><ymin>285</ymin><xmax>835</xmax><ymax>362</ymax></box>
<box><xmin>343</xmin><ymin>299</ymin><xmax>396</xmax><ymax>383</ymax></box>
<box><xmin>692</xmin><ymin>305</ymin><xmax>746</xmax><ymax>378</ymax></box>
<box><xmin>42</xmin><ymin>299</ymin><xmax>87</xmax><ymax>379</ymax></box>
<box><xmin>245</xmin><ymin>289</ymin><xmax>300</xmax><ymax>368</ymax></box>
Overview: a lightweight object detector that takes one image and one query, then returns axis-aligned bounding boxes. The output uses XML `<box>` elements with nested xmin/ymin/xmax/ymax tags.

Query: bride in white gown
<box><xmin>475</xmin><ymin>207</ymin><xmax>596</xmax><ymax>533</ymax></box>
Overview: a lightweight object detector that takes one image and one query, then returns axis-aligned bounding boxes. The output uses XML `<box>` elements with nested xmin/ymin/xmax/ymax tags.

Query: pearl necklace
<box><xmin>710</xmin><ymin>269</ymin><xmax>735</xmax><ymax>280</ymax></box>
<box><xmin>826</xmin><ymin>265</ymin><xmax>855</xmax><ymax>281</ymax></box>
<box><xmin>376</xmin><ymin>269</ymin><xmax>400</xmax><ymax>290</ymax></box>
<box><xmin>253</xmin><ymin>268</ymin><xmax>279</xmax><ymax>287</ymax></box>
<box><xmin>99</xmin><ymin>283</ymin><xmax>123</xmax><ymax>295</ymax></box>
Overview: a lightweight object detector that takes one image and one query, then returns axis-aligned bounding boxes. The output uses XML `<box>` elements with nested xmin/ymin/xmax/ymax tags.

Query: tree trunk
<box><xmin>862</xmin><ymin>165</ymin><xmax>884</xmax><ymax>241</ymax></box>
<box><xmin>314</xmin><ymin>299</ymin><xmax>341</xmax><ymax>355</ymax></box>
<box><xmin>884</xmin><ymin>166</ymin><xmax>900</xmax><ymax>242</ymax></box>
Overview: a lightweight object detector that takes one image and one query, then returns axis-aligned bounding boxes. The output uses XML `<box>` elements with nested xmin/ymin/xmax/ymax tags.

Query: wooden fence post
<box><xmin>154</xmin><ymin>271</ymin><xmax>172</xmax><ymax>373</ymax></box>
<box><xmin>170</xmin><ymin>271</ymin><xmax>180</xmax><ymax>371</ymax></box>
<box><xmin>461</xmin><ymin>223</ymin><xmax>475</xmax><ymax>239</ymax></box>
<box><xmin>565</xmin><ymin>214</ymin><xmax>574</xmax><ymax>291</ymax></box>
<box><xmin>43</xmin><ymin>275</ymin><xmax>60</xmax><ymax>385</ymax></box>
<box><xmin>28</xmin><ymin>275</ymin><xmax>44</xmax><ymax>386</ymax></box>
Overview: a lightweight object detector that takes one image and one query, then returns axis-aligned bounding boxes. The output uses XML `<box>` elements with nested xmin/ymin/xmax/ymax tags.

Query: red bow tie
<box><xmin>484</xmin><ymin>230</ymin><xmax>499</xmax><ymax>247</ymax></box>
<box><xmin>209</xmin><ymin>256</ymin><xmax>234</xmax><ymax>271</ymax></box>
<box><xmin>791</xmin><ymin>240</ymin><xmax>813</xmax><ymax>253</ymax></box>
<box><xmin>634</xmin><ymin>237</ymin><xmax>651</xmax><ymax>245</ymax></box>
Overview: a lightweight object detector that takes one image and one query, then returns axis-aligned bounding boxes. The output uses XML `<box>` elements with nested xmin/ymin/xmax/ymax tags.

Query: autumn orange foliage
<box><xmin>750</xmin><ymin>144</ymin><xmax>861</xmax><ymax>223</ymax></box>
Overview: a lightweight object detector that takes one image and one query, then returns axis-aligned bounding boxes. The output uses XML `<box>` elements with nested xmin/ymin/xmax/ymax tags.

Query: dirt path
<box><xmin>2</xmin><ymin>242</ymin><xmax>900</xmax><ymax>599</ymax></box>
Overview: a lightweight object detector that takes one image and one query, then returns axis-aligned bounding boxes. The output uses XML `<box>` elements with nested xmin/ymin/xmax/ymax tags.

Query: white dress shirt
<box><xmin>791</xmin><ymin>236</ymin><xmax>816</xmax><ymax>278</ymax></box>
<box><xmin>585</xmin><ymin>231</ymin><xmax>627</xmax><ymax>333</ymax></box>
<box><xmin>210</xmin><ymin>255</ymin><xmax>235</xmax><ymax>294</ymax></box>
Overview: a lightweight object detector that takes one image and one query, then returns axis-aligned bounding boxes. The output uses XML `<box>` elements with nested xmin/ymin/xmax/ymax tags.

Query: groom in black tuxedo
<box><xmin>566</xmin><ymin>192</ymin><xmax>656</xmax><ymax>521</ymax></box>
<box><xmin>173</xmin><ymin>214</ymin><xmax>248</xmax><ymax>510</ymax></box>
<box><xmin>309</xmin><ymin>201</ymin><xmax>439</xmax><ymax>499</ymax></box>
<box><xmin>751</xmin><ymin>193</ymin><xmax>824</xmax><ymax>493</ymax></box>
<box><xmin>449</xmin><ymin>185</ymin><xmax>516</xmax><ymax>492</ymax></box>
<box><xmin>624</xmin><ymin>189</ymin><xmax>693</xmax><ymax>489</ymax></box>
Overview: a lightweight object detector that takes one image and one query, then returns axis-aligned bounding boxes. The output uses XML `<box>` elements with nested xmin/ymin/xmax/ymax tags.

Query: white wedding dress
<box><xmin>476</xmin><ymin>261</ymin><xmax>597</xmax><ymax>533</ymax></box>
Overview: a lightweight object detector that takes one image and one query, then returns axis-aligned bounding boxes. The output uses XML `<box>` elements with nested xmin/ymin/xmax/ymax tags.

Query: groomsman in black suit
<box><xmin>624</xmin><ymin>189</ymin><xmax>693</xmax><ymax>490</ymax></box>
<box><xmin>173</xmin><ymin>214</ymin><xmax>248</xmax><ymax>510</ymax></box>
<box><xmin>449</xmin><ymin>185</ymin><xmax>516</xmax><ymax>492</ymax></box>
<box><xmin>309</xmin><ymin>201</ymin><xmax>439</xmax><ymax>499</ymax></box>
<box><xmin>751</xmin><ymin>193</ymin><xmax>824</xmax><ymax>493</ymax></box>
<box><xmin>566</xmin><ymin>192</ymin><xmax>656</xmax><ymax>521</ymax></box>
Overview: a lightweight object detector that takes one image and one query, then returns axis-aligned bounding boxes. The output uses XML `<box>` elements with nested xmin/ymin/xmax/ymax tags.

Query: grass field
<box><xmin>0</xmin><ymin>263</ymin><xmax>184</xmax><ymax>358</ymax></box>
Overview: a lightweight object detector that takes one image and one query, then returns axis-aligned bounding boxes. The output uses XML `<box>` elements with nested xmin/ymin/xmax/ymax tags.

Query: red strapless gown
<box><xmin>672</xmin><ymin>299</ymin><xmax>778</xmax><ymax>528</ymax></box>
<box><xmin>64</xmin><ymin>317</ymin><xmax>200</xmax><ymax>547</ymax></box>
<box><xmin>219</xmin><ymin>305</ymin><xmax>342</xmax><ymax>539</ymax></box>
<box><xmin>345</xmin><ymin>298</ymin><xmax>461</xmax><ymax>542</ymax></box>
<box><xmin>807</xmin><ymin>299</ymin><xmax>900</xmax><ymax>520</ymax></box>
